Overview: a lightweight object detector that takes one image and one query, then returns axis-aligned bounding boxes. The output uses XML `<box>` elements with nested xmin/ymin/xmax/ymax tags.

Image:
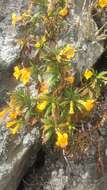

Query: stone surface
<box><xmin>0</xmin><ymin>69</ymin><xmax>18</xmax><ymax>106</ymax></box>
<box><xmin>0</xmin><ymin>1</ymin><xmax>106</xmax><ymax>190</ymax></box>
<box><xmin>21</xmin><ymin>147</ymin><xmax>107</xmax><ymax>190</ymax></box>
<box><xmin>0</xmin><ymin>0</ymin><xmax>105</xmax><ymax>70</ymax></box>
<box><xmin>59</xmin><ymin>0</ymin><xmax>104</xmax><ymax>70</ymax></box>
<box><xmin>0</xmin><ymin>0</ymin><xmax>28</xmax><ymax>69</ymax></box>
<box><xmin>0</xmin><ymin>2</ymin><xmax>41</xmax><ymax>190</ymax></box>
<box><xmin>0</xmin><ymin>123</ymin><xmax>40</xmax><ymax>190</ymax></box>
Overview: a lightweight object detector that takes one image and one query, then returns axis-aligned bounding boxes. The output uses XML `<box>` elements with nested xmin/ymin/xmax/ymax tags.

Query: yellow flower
<box><xmin>84</xmin><ymin>70</ymin><xmax>93</xmax><ymax>80</ymax></box>
<box><xmin>65</xmin><ymin>76</ymin><xmax>75</xmax><ymax>84</ymax></box>
<box><xmin>84</xmin><ymin>99</ymin><xmax>94</xmax><ymax>111</ymax></box>
<box><xmin>37</xmin><ymin>100</ymin><xmax>48</xmax><ymax>111</ymax></box>
<box><xmin>78</xmin><ymin>99</ymin><xmax>94</xmax><ymax>112</ymax></box>
<box><xmin>69</xmin><ymin>101</ymin><xmax>75</xmax><ymax>114</ymax></box>
<box><xmin>56</xmin><ymin>132</ymin><xmax>68</xmax><ymax>149</ymax></box>
<box><xmin>12</xmin><ymin>13</ymin><xmax>22</xmax><ymax>27</ymax></box>
<box><xmin>9</xmin><ymin>112</ymin><xmax>18</xmax><ymax>119</ymax></box>
<box><xmin>6</xmin><ymin>120</ymin><xmax>21</xmax><ymax>135</ymax></box>
<box><xmin>12</xmin><ymin>11</ymin><xmax>30</xmax><ymax>27</ymax></box>
<box><xmin>0</xmin><ymin>108</ymin><xmax>10</xmax><ymax>124</ymax></box>
<box><xmin>39</xmin><ymin>83</ymin><xmax>49</xmax><ymax>94</ymax></box>
<box><xmin>35</xmin><ymin>36</ymin><xmax>46</xmax><ymax>49</ymax></box>
<box><xmin>13</xmin><ymin>66</ymin><xmax>22</xmax><ymax>80</ymax></box>
<box><xmin>59</xmin><ymin>7</ymin><xmax>69</xmax><ymax>17</ymax></box>
<box><xmin>98</xmin><ymin>0</ymin><xmax>107</xmax><ymax>8</ymax></box>
<box><xmin>0</xmin><ymin>111</ymin><xmax>5</xmax><ymax>118</ymax></box>
<box><xmin>0</xmin><ymin>108</ymin><xmax>8</xmax><ymax>118</ymax></box>
<box><xmin>12</xmin><ymin>13</ymin><xmax>17</xmax><ymax>27</ymax></box>
<box><xmin>57</xmin><ymin>45</ymin><xmax>76</xmax><ymax>61</ymax></box>
<box><xmin>6</xmin><ymin>121</ymin><xmax>17</xmax><ymax>128</ymax></box>
<box><xmin>10</xmin><ymin>123</ymin><xmax>21</xmax><ymax>135</ymax></box>
<box><xmin>20</xmin><ymin>68</ymin><xmax>31</xmax><ymax>85</ymax></box>
<box><xmin>35</xmin><ymin>42</ymin><xmax>41</xmax><ymax>48</ymax></box>
<box><xmin>9</xmin><ymin>109</ymin><xmax>21</xmax><ymax>119</ymax></box>
<box><xmin>13</xmin><ymin>66</ymin><xmax>31</xmax><ymax>85</ymax></box>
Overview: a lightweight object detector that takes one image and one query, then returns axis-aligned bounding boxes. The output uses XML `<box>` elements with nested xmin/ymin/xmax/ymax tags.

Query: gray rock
<box><xmin>0</xmin><ymin>0</ymin><xmax>105</xmax><ymax>70</ymax></box>
<box><xmin>0</xmin><ymin>1</ymin><xmax>106</xmax><ymax>190</ymax></box>
<box><xmin>59</xmin><ymin>0</ymin><xmax>104</xmax><ymax>70</ymax></box>
<box><xmin>0</xmin><ymin>123</ymin><xmax>40</xmax><ymax>190</ymax></box>
<box><xmin>0</xmin><ymin>0</ymin><xmax>28</xmax><ymax>69</ymax></box>
<box><xmin>22</xmin><ymin>149</ymin><xmax>107</xmax><ymax>190</ymax></box>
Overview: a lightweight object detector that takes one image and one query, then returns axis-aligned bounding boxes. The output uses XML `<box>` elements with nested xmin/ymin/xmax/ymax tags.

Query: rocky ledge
<box><xmin>0</xmin><ymin>0</ymin><xmax>107</xmax><ymax>190</ymax></box>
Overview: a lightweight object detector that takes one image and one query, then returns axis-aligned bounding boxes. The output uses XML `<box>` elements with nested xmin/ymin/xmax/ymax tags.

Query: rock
<box><xmin>0</xmin><ymin>0</ymin><xmax>28</xmax><ymax>69</ymax></box>
<box><xmin>0</xmin><ymin>1</ymin><xmax>106</xmax><ymax>190</ymax></box>
<box><xmin>0</xmin><ymin>69</ymin><xmax>18</xmax><ymax>105</ymax></box>
<box><xmin>21</xmin><ymin>148</ymin><xmax>107</xmax><ymax>190</ymax></box>
<box><xmin>0</xmin><ymin>0</ymin><xmax>105</xmax><ymax>70</ymax></box>
<box><xmin>59</xmin><ymin>0</ymin><xmax>104</xmax><ymax>70</ymax></box>
<box><xmin>0</xmin><ymin>123</ymin><xmax>40</xmax><ymax>190</ymax></box>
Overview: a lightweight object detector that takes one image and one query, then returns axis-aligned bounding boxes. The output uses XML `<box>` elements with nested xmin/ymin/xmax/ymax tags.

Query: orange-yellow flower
<box><xmin>0</xmin><ymin>111</ymin><xmax>5</xmax><ymax>118</ymax></box>
<box><xmin>35</xmin><ymin>36</ymin><xmax>46</xmax><ymax>48</ymax></box>
<box><xmin>37</xmin><ymin>100</ymin><xmax>48</xmax><ymax>111</ymax></box>
<box><xmin>84</xmin><ymin>70</ymin><xmax>93</xmax><ymax>80</ymax></box>
<box><xmin>0</xmin><ymin>108</ymin><xmax>9</xmax><ymax>118</ymax></box>
<box><xmin>20</xmin><ymin>68</ymin><xmax>31</xmax><ymax>85</ymax></box>
<box><xmin>57</xmin><ymin>45</ymin><xmax>76</xmax><ymax>62</ymax></box>
<box><xmin>12</xmin><ymin>13</ymin><xmax>17</xmax><ymax>27</ymax></box>
<box><xmin>6</xmin><ymin>121</ymin><xmax>17</xmax><ymax>128</ymax></box>
<box><xmin>65</xmin><ymin>76</ymin><xmax>75</xmax><ymax>84</ymax></box>
<box><xmin>13</xmin><ymin>66</ymin><xmax>22</xmax><ymax>80</ymax></box>
<box><xmin>59</xmin><ymin>7</ymin><xmax>69</xmax><ymax>17</ymax></box>
<box><xmin>56</xmin><ymin>131</ymin><xmax>68</xmax><ymax>149</ymax></box>
<box><xmin>9</xmin><ymin>108</ymin><xmax>21</xmax><ymax>119</ymax></box>
<box><xmin>84</xmin><ymin>99</ymin><xmax>95</xmax><ymax>111</ymax></box>
<box><xmin>10</xmin><ymin>123</ymin><xmax>21</xmax><ymax>135</ymax></box>
<box><xmin>12</xmin><ymin>13</ymin><xmax>22</xmax><ymax>27</ymax></box>
<box><xmin>9</xmin><ymin>112</ymin><xmax>18</xmax><ymax>119</ymax></box>
<box><xmin>39</xmin><ymin>83</ymin><xmax>49</xmax><ymax>94</ymax></box>
<box><xmin>69</xmin><ymin>101</ymin><xmax>75</xmax><ymax>114</ymax></box>
<box><xmin>6</xmin><ymin>120</ymin><xmax>21</xmax><ymax>135</ymax></box>
<box><xmin>98</xmin><ymin>0</ymin><xmax>107</xmax><ymax>8</ymax></box>
<box><xmin>78</xmin><ymin>99</ymin><xmax>94</xmax><ymax>112</ymax></box>
<box><xmin>13</xmin><ymin>66</ymin><xmax>31</xmax><ymax>85</ymax></box>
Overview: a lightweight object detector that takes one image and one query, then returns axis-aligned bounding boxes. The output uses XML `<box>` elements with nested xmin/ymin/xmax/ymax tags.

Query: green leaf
<box><xmin>97</xmin><ymin>71</ymin><xmax>107</xmax><ymax>79</ymax></box>
<box><xmin>68</xmin><ymin>124</ymin><xmax>75</xmax><ymax>134</ymax></box>
<box><xmin>44</xmin><ymin>127</ymin><xmax>53</xmax><ymax>142</ymax></box>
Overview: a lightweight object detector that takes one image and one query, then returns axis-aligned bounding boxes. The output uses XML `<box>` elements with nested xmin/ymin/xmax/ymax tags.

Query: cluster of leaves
<box><xmin>0</xmin><ymin>0</ymin><xmax>107</xmax><ymax>151</ymax></box>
